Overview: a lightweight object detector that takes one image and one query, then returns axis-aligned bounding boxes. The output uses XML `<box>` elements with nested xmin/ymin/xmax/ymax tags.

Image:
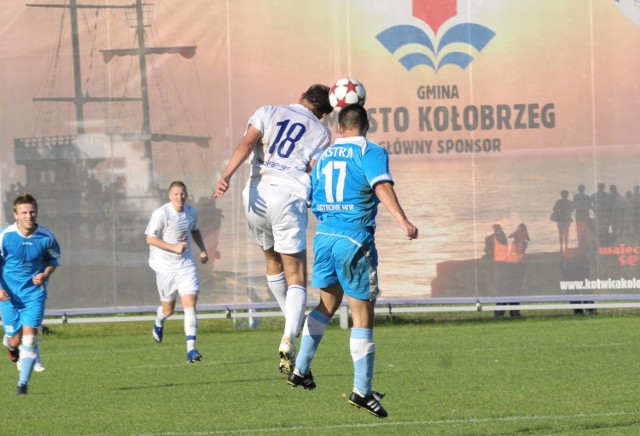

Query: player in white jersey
<box><xmin>0</xmin><ymin>193</ymin><xmax>61</xmax><ymax>395</ymax></box>
<box><xmin>287</xmin><ymin>104</ymin><xmax>418</xmax><ymax>418</ymax></box>
<box><xmin>145</xmin><ymin>181</ymin><xmax>208</xmax><ymax>363</ymax></box>
<box><xmin>214</xmin><ymin>84</ymin><xmax>334</xmax><ymax>374</ymax></box>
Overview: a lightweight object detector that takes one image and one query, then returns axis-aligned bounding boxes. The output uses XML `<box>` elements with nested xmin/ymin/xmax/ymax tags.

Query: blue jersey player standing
<box><xmin>0</xmin><ymin>193</ymin><xmax>61</xmax><ymax>395</ymax></box>
<box><xmin>287</xmin><ymin>104</ymin><xmax>418</xmax><ymax>418</ymax></box>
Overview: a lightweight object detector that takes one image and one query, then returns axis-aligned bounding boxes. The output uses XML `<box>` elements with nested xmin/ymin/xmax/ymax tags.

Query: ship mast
<box><xmin>27</xmin><ymin>0</ymin><xmax>210</xmax><ymax>192</ymax></box>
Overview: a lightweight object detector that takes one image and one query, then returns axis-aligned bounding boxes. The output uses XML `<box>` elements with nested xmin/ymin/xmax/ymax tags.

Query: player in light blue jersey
<box><xmin>0</xmin><ymin>193</ymin><xmax>61</xmax><ymax>395</ymax></box>
<box><xmin>214</xmin><ymin>84</ymin><xmax>334</xmax><ymax>374</ymax></box>
<box><xmin>287</xmin><ymin>104</ymin><xmax>418</xmax><ymax>418</ymax></box>
<box><xmin>146</xmin><ymin>181</ymin><xmax>208</xmax><ymax>363</ymax></box>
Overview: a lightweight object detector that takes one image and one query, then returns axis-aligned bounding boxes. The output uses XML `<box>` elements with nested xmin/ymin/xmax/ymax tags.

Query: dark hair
<box><xmin>302</xmin><ymin>84</ymin><xmax>333</xmax><ymax>115</ymax></box>
<box><xmin>13</xmin><ymin>193</ymin><xmax>38</xmax><ymax>212</ymax></box>
<box><xmin>338</xmin><ymin>103</ymin><xmax>368</xmax><ymax>132</ymax></box>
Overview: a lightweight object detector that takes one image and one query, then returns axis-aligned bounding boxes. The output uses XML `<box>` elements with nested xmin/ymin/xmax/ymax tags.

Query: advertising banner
<box><xmin>1</xmin><ymin>0</ymin><xmax>639</xmax><ymax>311</ymax></box>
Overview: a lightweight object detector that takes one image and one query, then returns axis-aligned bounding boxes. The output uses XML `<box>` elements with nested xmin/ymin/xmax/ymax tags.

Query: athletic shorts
<box><xmin>311</xmin><ymin>226</ymin><xmax>379</xmax><ymax>301</ymax></box>
<box><xmin>1</xmin><ymin>294</ymin><xmax>46</xmax><ymax>336</ymax></box>
<box><xmin>242</xmin><ymin>185</ymin><xmax>308</xmax><ymax>254</ymax></box>
<box><xmin>155</xmin><ymin>267</ymin><xmax>199</xmax><ymax>302</ymax></box>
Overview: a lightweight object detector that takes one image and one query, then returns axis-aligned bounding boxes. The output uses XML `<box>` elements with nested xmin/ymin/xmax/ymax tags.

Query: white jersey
<box><xmin>145</xmin><ymin>202</ymin><xmax>199</xmax><ymax>272</ymax></box>
<box><xmin>247</xmin><ymin>103</ymin><xmax>331</xmax><ymax>199</ymax></box>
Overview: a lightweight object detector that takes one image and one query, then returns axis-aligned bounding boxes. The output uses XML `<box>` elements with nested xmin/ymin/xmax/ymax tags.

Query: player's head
<box><xmin>13</xmin><ymin>193</ymin><xmax>38</xmax><ymax>214</ymax></box>
<box><xmin>338</xmin><ymin>103</ymin><xmax>369</xmax><ymax>135</ymax></box>
<box><xmin>168</xmin><ymin>181</ymin><xmax>188</xmax><ymax>212</ymax></box>
<box><xmin>301</xmin><ymin>84</ymin><xmax>333</xmax><ymax>117</ymax></box>
<box><xmin>13</xmin><ymin>193</ymin><xmax>38</xmax><ymax>233</ymax></box>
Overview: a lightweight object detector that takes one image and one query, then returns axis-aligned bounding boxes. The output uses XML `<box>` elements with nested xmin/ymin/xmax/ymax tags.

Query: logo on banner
<box><xmin>376</xmin><ymin>0</ymin><xmax>495</xmax><ymax>72</ymax></box>
<box><xmin>614</xmin><ymin>0</ymin><xmax>640</xmax><ymax>26</ymax></box>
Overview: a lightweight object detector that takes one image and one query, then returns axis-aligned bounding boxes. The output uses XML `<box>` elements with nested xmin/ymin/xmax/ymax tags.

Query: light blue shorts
<box><xmin>311</xmin><ymin>226</ymin><xmax>379</xmax><ymax>301</ymax></box>
<box><xmin>1</xmin><ymin>294</ymin><xmax>46</xmax><ymax>336</ymax></box>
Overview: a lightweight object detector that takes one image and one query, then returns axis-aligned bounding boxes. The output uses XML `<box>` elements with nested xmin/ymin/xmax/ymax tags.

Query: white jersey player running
<box><xmin>146</xmin><ymin>181</ymin><xmax>209</xmax><ymax>363</ymax></box>
<box><xmin>214</xmin><ymin>84</ymin><xmax>334</xmax><ymax>374</ymax></box>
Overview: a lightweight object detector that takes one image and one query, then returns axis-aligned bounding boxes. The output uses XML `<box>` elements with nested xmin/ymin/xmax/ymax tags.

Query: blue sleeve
<box><xmin>45</xmin><ymin>234</ymin><xmax>62</xmax><ymax>268</ymax></box>
<box><xmin>362</xmin><ymin>145</ymin><xmax>393</xmax><ymax>188</ymax></box>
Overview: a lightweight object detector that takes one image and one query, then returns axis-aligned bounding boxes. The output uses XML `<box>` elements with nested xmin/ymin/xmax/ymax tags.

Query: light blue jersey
<box><xmin>311</xmin><ymin>136</ymin><xmax>393</xmax><ymax>230</ymax></box>
<box><xmin>310</xmin><ymin>136</ymin><xmax>392</xmax><ymax>300</ymax></box>
<box><xmin>0</xmin><ymin>223</ymin><xmax>61</xmax><ymax>333</ymax></box>
<box><xmin>0</xmin><ymin>223</ymin><xmax>61</xmax><ymax>300</ymax></box>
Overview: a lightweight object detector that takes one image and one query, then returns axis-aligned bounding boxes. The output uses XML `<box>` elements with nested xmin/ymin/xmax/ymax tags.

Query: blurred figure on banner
<box><xmin>509</xmin><ymin>223</ymin><xmax>530</xmax><ymax>260</ymax></box>
<box><xmin>0</xmin><ymin>193</ymin><xmax>61</xmax><ymax>395</ymax></box>
<box><xmin>213</xmin><ymin>84</ymin><xmax>334</xmax><ymax>375</ymax></box>
<box><xmin>608</xmin><ymin>184</ymin><xmax>624</xmax><ymax>242</ymax></box>
<box><xmin>287</xmin><ymin>104</ymin><xmax>418</xmax><ymax>418</ymax></box>
<box><xmin>483</xmin><ymin>223</ymin><xmax>508</xmax><ymax>261</ymax></box>
<box><xmin>623</xmin><ymin>190</ymin><xmax>635</xmax><ymax>239</ymax></box>
<box><xmin>485</xmin><ymin>224</ymin><xmax>521</xmax><ymax>318</ymax></box>
<box><xmin>633</xmin><ymin>186</ymin><xmax>640</xmax><ymax>237</ymax></box>
<box><xmin>572</xmin><ymin>184</ymin><xmax>593</xmax><ymax>250</ymax></box>
<box><xmin>591</xmin><ymin>183</ymin><xmax>610</xmax><ymax>246</ymax></box>
<box><xmin>551</xmin><ymin>190</ymin><xmax>574</xmax><ymax>252</ymax></box>
<box><xmin>146</xmin><ymin>181</ymin><xmax>208</xmax><ymax>363</ymax></box>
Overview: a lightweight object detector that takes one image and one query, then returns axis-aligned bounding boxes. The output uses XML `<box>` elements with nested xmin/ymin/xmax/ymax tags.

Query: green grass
<box><xmin>2</xmin><ymin>312</ymin><xmax>640</xmax><ymax>435</ymax></box>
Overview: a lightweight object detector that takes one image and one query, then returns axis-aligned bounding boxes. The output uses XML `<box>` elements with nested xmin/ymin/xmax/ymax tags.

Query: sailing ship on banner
<box><xmin>5</xmin><ymin>0</ymin><xmax>211</xmax><ymax>258</ymax></box>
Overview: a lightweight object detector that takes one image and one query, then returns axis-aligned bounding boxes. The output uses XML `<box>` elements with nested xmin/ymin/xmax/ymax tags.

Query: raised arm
<box><xmin>213</xmin><ymin>125</ymin><xmax>262</xmax><ymax>199</ymax></box>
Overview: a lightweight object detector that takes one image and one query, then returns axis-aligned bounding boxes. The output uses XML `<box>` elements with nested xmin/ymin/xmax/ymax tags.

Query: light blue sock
<box><xmin>351</xmin><ymin>327</ymin><xmax>375</xmax><ymax>395</ymax></box>
<box><xmin>294</xmin><ymin>309</ymin><xmax>330</xmax><ymax>376</ymax></box>
<box><xmin>18</xmin><ymin>343</ymin><xmax>38</xmax><ymax>386</ymax></box>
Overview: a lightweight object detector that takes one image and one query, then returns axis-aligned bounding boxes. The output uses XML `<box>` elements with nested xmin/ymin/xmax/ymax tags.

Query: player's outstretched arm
<box><xmin>213</xmin><ymin>125</ymin><xmax>261</xmax><ymax>199</ymax></box>
<box><xmin>374</xmin><ymin>182</ymin><xmax>418</xmax><ymax>240</ymax></box>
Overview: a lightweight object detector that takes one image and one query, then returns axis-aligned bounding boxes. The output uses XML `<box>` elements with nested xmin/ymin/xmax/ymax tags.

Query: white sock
<box><xmin>184</xmin><ymin>307</ymin><xmax>197</xmax><ymax>351</ymax></box>
<box><xmin>283</xmin><ymin>285</ymin><xmax>307</xmax><ymax>340</ymax></box>
<box><xmin>267</xmin><ymin>272</ymin><xmax>287</xmax><ymax>314</ymax></box>
<box><xmin>155</xmin><ymin>306</ymin><xmax>168</xmax><ymax>328</ymax></box>
<box><xmin>3</xmin><ymin>334</ymin><xmax>15</xmax><ymax>350</ymax></box>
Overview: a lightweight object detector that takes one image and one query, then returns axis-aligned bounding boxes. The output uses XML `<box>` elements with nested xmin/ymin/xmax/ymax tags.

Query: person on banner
<box><xmin>213</xmin><ymin>84</ymin><xmax>334</xmax><ymax>375</ymax></box>
<box><xmin>633</xmin><ymin>185</ymin><xmax>640</xmax><ymax>237</ymax></box>
<box><xmin>485</xmin><ymin>224</ymin><xmax>521</xmax><ymax>318</ymax></box>
<box><xmin>0</xmin><ymin>193</ymin><xmax>61</xmax><ymax>395</ymax></box>
<box><xmin>287</xmin><ymin>104</ymin><xmax>418</xmax><ymax>418</ymax></box>
<box><xmin>572</xmin><ymin>184</ymin><xmax>593</xmax><ymax>251</ymax></box>
<box><xmin>590</xmin><ymin>183</ymin><xmax>610</xmax><ymax>246</ymax></box>
<box><xmin>146</xmin><ymin>181</ymin><xmax>209</xmax><ymax>363</ymax></box>
<box><xmin>484</xmin><ymin>223</ymin><xmax>508</xmax><ymax>261</ymax></box>
<box><xmin>551</xmin><ymin>190</ymin><xmax>574</xmax><ymax>252</ymax></box>
<box><xmin>508</xmin><ymin>223</ymin><xmax>530</xmax><ymax>262</ymax></box>
<box><xmin>608</xmin><ymin>184</ymin><xmax>624</xmax><ymax>242</ymax></box>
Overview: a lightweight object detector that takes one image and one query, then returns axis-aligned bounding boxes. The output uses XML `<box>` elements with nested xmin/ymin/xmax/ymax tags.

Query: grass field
<box><xmin>1</xmin><ymin>311</ymin><xmax>640</xmax><ymax>435</ymax></box>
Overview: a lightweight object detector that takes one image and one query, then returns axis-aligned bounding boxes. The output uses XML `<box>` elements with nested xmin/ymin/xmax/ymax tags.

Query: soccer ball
<box><xmin>329</xmin><ymin>77</ymin><xmax>366</xmax><ymax>111</ymax></box>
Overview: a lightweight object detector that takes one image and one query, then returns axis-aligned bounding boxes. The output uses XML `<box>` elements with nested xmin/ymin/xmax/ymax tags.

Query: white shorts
<box><xmin>242</xmin><ymin>185</ymin><xmax>308</xmax><ymax>254</ymax></box>
<box><xmin>155</xmin><ymin>268</ymin><xmax>199</xmax><ymax>302</ymax></box>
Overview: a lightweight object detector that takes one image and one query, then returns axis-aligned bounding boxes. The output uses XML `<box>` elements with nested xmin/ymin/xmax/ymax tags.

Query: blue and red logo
<box><xmin>376</xmin><ymin>0</ymin><xmax>495</xmax><ymax>72</ymax></box>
